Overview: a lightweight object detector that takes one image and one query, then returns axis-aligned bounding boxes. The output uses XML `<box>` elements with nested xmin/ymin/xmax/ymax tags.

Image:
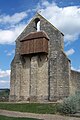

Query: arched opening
<box><xmin>35</xmin><ymin>18</ymin><xmax>40</xmax><ymax>31</ymax></box>
<box><xmin>37</xmin><ymin>21</ymin><xmax>40</xmax><ymax>31</ymax></box>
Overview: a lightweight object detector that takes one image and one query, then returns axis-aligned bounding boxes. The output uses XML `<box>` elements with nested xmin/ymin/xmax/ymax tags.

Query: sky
<box><xmin>0</xmin><ymin>0</ymin><xmax>80</xmax><ymax>88</ymax></box>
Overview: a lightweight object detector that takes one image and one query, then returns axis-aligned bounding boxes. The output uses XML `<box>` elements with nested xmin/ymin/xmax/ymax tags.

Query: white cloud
<box><xmin>38</xmin><ymin>1</ymin><xmax>80</xmax><ymax>44</ymax></box>
<box><xmin>0</xmin><ymin>69</ymin><xmax>10</xmax><ymax>88</ymax></box>
<box><xmin>0</xmin><ymin>23</ymin><xmax>26</xmax><ymax>44</ymax></box>
<box><xmin>0</xmin><ymin>80</ymin><xmax>9</xmax><ymax>83</ymax></box>
<box><xmin>7</xmin><ymin>49</ymin><xmax>15</xmax><ymax>56</ymax></box>
<box><xmin>0</xmin><ymin>69</ymin><xmax>11</xmax><ymax>78</ymax></box>
<box><xmin>0</xmin><ymin>11</ymin><xmax>27</xmax><ymax>44</ymax></box>
<box><xmin>41</xmin><ymin>0</ymin><xmax>50</xmax><ymax>7</ymax></box>
<box><xmin>71</xmin><ymin>66</ymin><xmax>80</xmax><ymax>72</ymax></box>
<box><xmin>0</xmin><ymin>80</ymin><xmax>10</xmax><ymax>88</ymax></box>
<box><xmin>65</xmin><ymin>48</ymin><xmax>75</xmax><ymax>56</ymax></box>
<box><xmin>0</xmin><ymin>12</ymin><xmax>27</xmax><ymax>24</ymax></box>
<box><xmin>0</xmin><ymin>1</ymin><xmax>80</xmax><ymax>45</ymax></box>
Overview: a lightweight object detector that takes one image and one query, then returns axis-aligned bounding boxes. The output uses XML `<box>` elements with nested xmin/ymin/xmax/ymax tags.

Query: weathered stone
<box><xmin>9</xmin><ymin>13</ymin><xmax>80</xmax><ymax>102</ymax></box>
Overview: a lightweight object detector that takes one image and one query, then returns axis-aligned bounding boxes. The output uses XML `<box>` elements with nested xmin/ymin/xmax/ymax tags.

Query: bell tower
<box><xmin>19</xmin><ymin>31</ymin><xmax>49</xmax><ymax>102</ymax></box>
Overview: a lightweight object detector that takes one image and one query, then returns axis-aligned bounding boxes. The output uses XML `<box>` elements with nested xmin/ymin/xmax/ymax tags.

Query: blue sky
<box><xmin>0</xmin><ymin>0</ymin><xmax>80</xmax><ymax>88</ymax></box>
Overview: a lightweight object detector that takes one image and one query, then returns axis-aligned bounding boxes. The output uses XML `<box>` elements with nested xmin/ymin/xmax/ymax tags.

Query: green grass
<box><xmin>0</xmin><ymin>103</ymin><xmax>58</xmax><ymax>114</ymax></box>
<box><xmin>0</xmin><ymin>115</ymin><xmax>42</xmax><ymax>120</ymax></box>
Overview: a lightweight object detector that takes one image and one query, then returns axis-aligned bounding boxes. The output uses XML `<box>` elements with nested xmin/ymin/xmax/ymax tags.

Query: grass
<box><xmin>0</xmin><ymin>115</ymin><xmax>42</xmax><ymax>120</ymax></box>
<box><xmin>0</xmin><ymin>103</ymin><xmax>58</xmax><ymax>114</ymax></box>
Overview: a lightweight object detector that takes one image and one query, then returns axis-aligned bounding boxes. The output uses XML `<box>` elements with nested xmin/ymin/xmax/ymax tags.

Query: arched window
<box><xmin>35</xmin><ymin>18</ymin><xmax>40</xmax><ymax>31</ymax></box>
<box><xmin>37</xmin><ymin>21</ymin><xmax>40</xmax><ymax>31</ymax></box>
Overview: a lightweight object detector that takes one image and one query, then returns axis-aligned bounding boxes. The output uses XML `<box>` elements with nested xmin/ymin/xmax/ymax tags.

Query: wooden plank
<box><xmin>29</xmin><ymin>40</ymin><xmax>34</xmax><ymax>54</ymax></box>
<box><xmin>43</xmin><ymin>38</ymin><xmax>48</xmax><ymax>53</ymax></box>
<box><xmin>20</xmin><ymin>38</ymin><xmax>48</xmax><ymax>55</ymax></box>
<box><xmin>24</xmin><ymin>41</ymin><xmax>29</xmax><ymax>54</ymax></box>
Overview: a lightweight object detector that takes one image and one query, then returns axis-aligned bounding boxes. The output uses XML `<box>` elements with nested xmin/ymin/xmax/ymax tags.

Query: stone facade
<box><xmin>9</xmin><ymin>13</ymin><xmax>80</xmax><ymax>102</ymax></box>
<box><xmin>70</xmin><ymin>70</ymin><xmax>80</xmax><ymax>95</ymax></box>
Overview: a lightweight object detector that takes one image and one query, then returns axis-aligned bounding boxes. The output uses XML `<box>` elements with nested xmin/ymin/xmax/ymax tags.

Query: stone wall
<box><xmin>20</xmin><ymin>57</ymin><xmax>30</xmax><ymax>101</ymax></box>
<box><xmin>9</xmin><ymin>13</ymin><xmax>69</xmax><ymax>102</ymax></box>
<box><xmin>10</xmin><ymin>13</ymin><xmax>80</xmax><ymax>102</ymax></box>
<box><xmin>56</xmin><ymin>52</ymin><xmax>71</xmax><ymax>99</ymax></box>
<box><xmin>10</xmin><ymin>54</ymin><xmax>48</xmax><ymax>102</ymax></box>
<box><xmin>70</xmin><ymin>70</ymin><xmax>80</xmax><ymax>95</ymax></box>
<box><xmin>10</xmin><ymin>57</ymin><xmax>23</xmax><ymax>101</ymax></box>
<box><xmin>49</xmin><ymin>51</ymin><xmax>71</xmax><ymax>101</ymax></box>
<box><xmin>37</xmin><ymin>55</ymin><xmax>48</xmax><ymax>102</ymax></box>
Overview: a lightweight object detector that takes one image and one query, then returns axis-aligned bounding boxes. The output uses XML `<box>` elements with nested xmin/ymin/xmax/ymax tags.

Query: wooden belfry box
<box><xmin>20</xmin><ymin>31</ymin><xmax>49</xmax><ymax>55</ymax></box>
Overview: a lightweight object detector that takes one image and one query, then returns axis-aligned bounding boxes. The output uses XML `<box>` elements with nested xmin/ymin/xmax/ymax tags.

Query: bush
<box><xmin>58</xmin><ymin>93</ymin><xmax>80</xmax><ymax>114</ymax></box>
<box><xmin>0</xmin><ymin>89</ymin><xmax>10</xmax><ymax>102</ymax></box>
<box><xmin>75</xmin><ymin>91</ymin><xmax>80</xmax><ymax>110</ymax></box>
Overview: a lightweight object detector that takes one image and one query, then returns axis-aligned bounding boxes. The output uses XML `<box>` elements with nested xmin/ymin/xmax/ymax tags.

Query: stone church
<box><xmin>9</xmin><ymin>13</ymin><xmax>80</xmax><ymax>102</ymax></box>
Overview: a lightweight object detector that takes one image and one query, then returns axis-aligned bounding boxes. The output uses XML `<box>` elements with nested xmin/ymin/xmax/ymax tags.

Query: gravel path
<box><xmin>0</xmin><ymin>109</ymin><xmax>80</xmax><ymax>120</ymax></box>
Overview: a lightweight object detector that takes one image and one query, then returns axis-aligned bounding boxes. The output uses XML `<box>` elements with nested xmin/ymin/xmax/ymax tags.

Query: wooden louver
<box><xmin>20</xmin><ymin>31</ymin><xmax>49</xmax><ymax>55</ymax></box>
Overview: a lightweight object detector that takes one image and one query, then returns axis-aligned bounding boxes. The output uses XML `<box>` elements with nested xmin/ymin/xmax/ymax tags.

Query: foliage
<box><xmin>0</xmin><ymin>93</ymin><xmax>80</xmax><ymax>115</ymax></box>
<box><xmin>0</xmin><ymin>89</ymin><xmax>10</xmax><ymax>102</ymax></box>
<box><xmin>75</xmin><ymin>91</ymin><xmax>80</xmax><ymax>110</ymax></box>
<box><xmin>0</xmin><ymin>115</ymin><xmax>41</xmax><ymax>120</ymax></box>
<box><xmin>0</xmin><ymin>89</ymin><xmax>10</xmax><ymax>97</ymax></box>
<box><xmin>58</xmin><ymin>93</ymin><xmax>80</xmax><ymax>114</ymax></box>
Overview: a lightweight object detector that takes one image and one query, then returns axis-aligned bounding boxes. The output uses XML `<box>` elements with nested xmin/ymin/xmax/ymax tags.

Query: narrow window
<box><xmin>37</xmin><ymin>21</ymin><xmax>40</xmax><ymax>31</ymax></box>
<box><xmin>35</xmin><ymin>18</ymin><xmax>40</xmax><ymax>31</ymax></box>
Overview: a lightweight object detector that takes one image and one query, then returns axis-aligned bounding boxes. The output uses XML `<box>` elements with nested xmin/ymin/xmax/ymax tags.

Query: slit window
<box><xmin>35</xmin><ymin>18</ymin><xmax>40</xmax><ymax>31</ymax></box>
<box><xmin>37</xmin><ymin>21</ymin><xmax>40</xmax><ymax>31</ymax></box>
